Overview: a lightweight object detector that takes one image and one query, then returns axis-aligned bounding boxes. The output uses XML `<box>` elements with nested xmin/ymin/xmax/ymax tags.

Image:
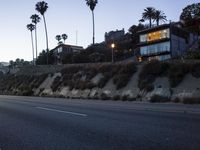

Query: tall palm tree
<box><xmin>35</xmin><ymin>1</ymin><xmax>49</xmax><ymax>64</ymax></box>
<box><xmin>27</xmin><ymin>23</ymin><xmax>35</xmax><ymax>66</ymax></box>
<box><xmin>153</xmin><ymin>10</ymin><xmax>167</xmax><ymax>26</ymax></box>
<box><xmin>55</xmin><ymin>35</ymin><xmax>61</xmax><ymax>44</ymax></box>
<box><xmin>86</xmin><ymin>0</ymin><xmax>98</xmax><ymax>45</ymax></box>
<box><xmin>30</xmin><ymin>14</ymin><xmax>40</xmax><ymax>62</ymax></box>
<box><xmin>62</xmin><ymin>34</ymin><xmax>68</xmax><ymax>44</ymax></box>
<box><xmin>142</xmin><ymin>7</ymin><xmax>156</xmax><ymax>28</ymax></box>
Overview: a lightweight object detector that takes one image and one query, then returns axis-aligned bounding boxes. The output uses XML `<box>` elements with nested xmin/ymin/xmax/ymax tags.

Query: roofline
<box><xmin>137</xmin><ymin>24</ymin><xmax>170</xmax><ymax>34</ymax></box>
<box><xmin>52</xmin><ymin>44</ymin><xmax>83</xmax><ymax>50</ymax></box>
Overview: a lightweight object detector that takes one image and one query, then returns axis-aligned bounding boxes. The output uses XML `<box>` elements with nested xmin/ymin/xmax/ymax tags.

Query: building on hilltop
<box><xmin>137</xmin><ymin>23</ymin><xmax>198</xmax><ymax>61</ymax></box>
<box><xmin>52</xmin><ymin>44</ymin><xmax>83</xmax><ymax>64</ymax></box>
<box><xmin>105</xmin><ymin>29</ymin><xmax>125</xmax><ymax>44</ymax></box>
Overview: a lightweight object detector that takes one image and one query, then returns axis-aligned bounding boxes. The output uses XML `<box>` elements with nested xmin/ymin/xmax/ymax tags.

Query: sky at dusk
<box><xmin>0</xmin><ymin>0</ymin><xmax>199</xmax><ymax>62</ymax></box>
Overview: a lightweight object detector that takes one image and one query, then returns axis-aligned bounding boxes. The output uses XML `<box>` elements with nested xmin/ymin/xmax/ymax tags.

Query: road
<box><xmin>0</xmin><ymin>95</ymin><xmax>200</xmax><ymax>150</ymax></box>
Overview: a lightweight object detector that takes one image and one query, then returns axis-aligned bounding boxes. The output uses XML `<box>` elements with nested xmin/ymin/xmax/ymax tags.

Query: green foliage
<box><xmin>168</xmin><ymin>64</ymin><xmax>188</xmax><ymax>87</ymax></box>
<box><xmin>186</xmin><ymin>49</ymin><xmax>200</xmax><ymax>59</ymax></box>
<box><xmin>51</xmin><ymin>76</ymin><xmax>61</xmax><ymax>92</ymax></box>
<box><xmin>180</xmin><ymin>3</ymin><xmax>200</xmax><ymax>35</ymax></box>
<box><xmin>9</xmin><ymin>58</ymin><xmax>31</xmax><ymax>68</ymax></box>
<box><xmin>100</xmin><ymin>93</ymin><xmax>110</xmax><ymax>100</ymax></box>
<box><xmin>18</xmin><ymin>86</ymin><xmax>33</xmax><ymax>96</ymax></box>
<box><xmin>98</xmin><ymin>73</ymin><xmax>111</xmax><ymax>88</ymax></box>
<box><xmin>36</xmin><ymin>50</ymin><xmax>55</xmax><ymax>65</ymax></box>
<box><xmin>138</xmin><ymin>60</ymin><xmax>169</xmax><ymax>91</ymax></box>
<box><xmin>0</xmin><ymin>74</ymin><xmax>47</xmax><ymax>95</ymax></box>
<box><xmin>113</xmin><ymin>63</ymin><xmax>137</xmax><ymax>90</ymax></box>
<box><xmin>112</xmin><ymin>95</ymin><xmax>120</xmax><ymax>101</ymax></box>
<box><xmin>180</xmin><ymin>3</ymin><xmax>200</xmax><ymax>21</ymax></box>
<box><xmin>113</xmin><ymin>74</ymin><xmax>129</xmax><ymax>90</ymax></box>
<box><xmin>190</xmin><ymin>63</ymin><xmax>200</xmax><ymax>78</ymax></box>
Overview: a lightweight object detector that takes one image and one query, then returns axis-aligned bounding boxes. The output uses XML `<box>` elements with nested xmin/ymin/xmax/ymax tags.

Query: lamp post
<box><xmin>111</xmin><ymin>43</ymin><xmax>115</xmax><ymax>63</ymax></box>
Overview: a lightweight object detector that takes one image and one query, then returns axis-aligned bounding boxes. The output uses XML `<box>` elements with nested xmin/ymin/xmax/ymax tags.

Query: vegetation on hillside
<box><xmin>0</xmin><ymin>74</ymin><xmax>48</xmax><ymax>96</ymax></box>
<box><xmin>138</xmin><ymin>60</ymin><xmax>200</xmax><ymax>91</ymax></box>
<box><xmin>49</xmin><ymin>62</ymin><xmax>137</xmax><ymax>92</ymax></box>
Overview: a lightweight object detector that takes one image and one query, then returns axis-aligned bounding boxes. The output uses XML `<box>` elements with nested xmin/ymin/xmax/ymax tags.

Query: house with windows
<box><xmin>137</xmin><ymin>23</ymin><xmax>197</xmax><ymax>61</ymax></box>
<box><xmin>52</xmin><ymin>44</ymin><xmax>83</xmax><ymax>64</ymax></box>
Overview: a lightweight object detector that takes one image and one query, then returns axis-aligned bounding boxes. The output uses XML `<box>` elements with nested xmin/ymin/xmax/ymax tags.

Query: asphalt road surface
<box><xmin>0</xmin><ymin>95</ymin><xmax>200</xmax><ymax>150</ymax></box>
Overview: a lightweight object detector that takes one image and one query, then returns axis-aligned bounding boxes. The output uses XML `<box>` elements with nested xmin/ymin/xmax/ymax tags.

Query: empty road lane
<box><xmin>0</xmin><ymin>95</ymin><xmax>200</xmax><ymax>150</ymax></box>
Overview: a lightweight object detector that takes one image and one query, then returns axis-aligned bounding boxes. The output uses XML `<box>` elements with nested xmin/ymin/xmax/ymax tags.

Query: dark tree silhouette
<box><xmin>27</xmin><ymin>23</ymin><xmax>35</xmax><ymax>66</ymax></box>
<box><xmin>180</xmin><ymin>3</ymin><xmax>200</xmax><ymax>35</ymax></box>
<box><xmin>180</xmin><ymin>3</ymin><xmax>200</xmax><ymax>21</ymax></box>
<box><xmin>36</xmin><ymin>1</ymin><xmax>49</xmax><ymax>64</ymax></box>
<box><xmin>30</xmin><ymin>14</ymin><xmax>40</xmax><ymax>61</ymax></box>
<box><xmin>153</xmin><ymin>10</ymin><xmax>167</xmax><ymax>26</ymax></box>
<box><xmin>62</xmin><ymin>34</ymin><xmax>68</xmax><ymax>44</ymax></box>
<box><xmin>142</xmin><ymin>7</ymin><xmax>156</xmax><ymax>27</ymax></box>
<box><xmin>86</xmin><ymin>0</ymin><xmax>98</xmax><ymax>45</ymax></box>
<box><xmin>55</xmin><ymin>35</ymin><xmax>61</xmax><ymax>44</ymax></box>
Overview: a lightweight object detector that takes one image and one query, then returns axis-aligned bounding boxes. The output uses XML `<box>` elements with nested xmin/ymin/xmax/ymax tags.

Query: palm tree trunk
<box><xmin>157</xmin><ymin>19</ymin><xmax>159</xmax><ymax>26</ymax></box>
<box><xmin>42</xmin><ymin>15</ymin><xmax>49</xmax><ymax>65</ymax></box>
<box><xmin>150</xmin><ymin>18</ymin><xmax>152</xmax><ymax>27</ymax></box>
<box><xmin>31</xmin><ymin>31</ymin><xmax>35</xmax><ymax>66</ymax></box>
<box><xmin>35</xmin><ymin>25</ymin><xmax>38</xmax><ymax>64</ymax></box>
<box><xmin>92</xmin><ymin>10</ymin><xmax>95</xmax><ymax>45</ymax></box>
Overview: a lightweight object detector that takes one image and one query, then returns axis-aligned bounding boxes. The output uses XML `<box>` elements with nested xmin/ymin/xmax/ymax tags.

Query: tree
<box><xmin>55</xmin><ymin>35</ymin><xmax>61</xmax><ymax>44</ymax></box>
<box><xmin>86</xmin><ymin>0</ymin><xmax>98</xmax><ymax>45</ymax></box>
<box><xmin>180</xmin><ymin>3</ymin><xmax>200</xmax><ymax>35</ymax></box>
<box><xmin>142</xmin><ymin>7</ymin><xmax>156</xmax><ymax>28</ymax></box>
<box><xmin>27</xmin><ymin>23</ymin><xmax>35</xmax><ymax>66</ymax></box>
<box><xmin>62</xmin><ymin>34</ymin><xmax>68</xmax><ymax>44</ymax></box>
<box><xmin>153</xmin><ymin>10</ymin><xmax>167</xmax><ymax>26</ymax></box>
<box><xmin>30</xmin><ymin>14</ymin><xmax>40</xmax><ymax>61</ymax></box>
<box><xmin>36</xmin><ymin>1</ymin><xmax>49</xmax><ymax>64</ymax></box>
<box><xmin>180</xmin><ymin>3</ymin><xmax>200</xmax><ymax>21</ymax></box>
<box><xmin>128</xmin><ymin>23</ymin><xmax>145</xmax><ymax>51</ymax></box>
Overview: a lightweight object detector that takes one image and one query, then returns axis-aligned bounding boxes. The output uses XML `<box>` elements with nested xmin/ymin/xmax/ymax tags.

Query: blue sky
<box><xmin>0</xmin><ymin>0</ymin><xmax>199</xmax><ymax>62</ymax></box>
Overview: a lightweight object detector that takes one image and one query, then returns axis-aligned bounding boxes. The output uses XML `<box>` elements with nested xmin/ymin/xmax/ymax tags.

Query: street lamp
<box><xmin>111</xmin><ymin>43</ymin><xmax>115</xmax><ymax>63</ymax></box>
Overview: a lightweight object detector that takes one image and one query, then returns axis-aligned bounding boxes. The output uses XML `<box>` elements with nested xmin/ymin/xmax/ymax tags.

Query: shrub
<box><xmin>138</xmin><ymin>60</ymin><xmax>169</xmax><ymax>91</ymax></box>
<box><xmin>150</xmin><ymin>95</ymin><xmax>170</xmax><ymax>103</ymax></box>
<box><xmin>182</xmin><ymin>97</ymin><xmax>200</xmax><ymax>104</ymax></box>
<box><xmin>122</xmin><ymin>95</ymin><xmax>129</xmax><ymax>101</ymax></box>
<box><xmin>168</xmin><ymin>64</ymin><xmax>188</xmax><ymax>87</ymax></box>
<box><xmin>113</xmin><ymin>74</ymin><xmax>130</xmax><ymax>90</ymax></box>
<box><xmin>112</xmin><ymin>95</ymin><xmax>120</xmax><ymax>101</ymax></box>
<box><xmin>51</xmin><ymin>76</ymin><xmax>61</xmax><ymax>92</ymax></box>
<box><xmin>113</xmin><ymin>63</ymin><xmax>137</xmax><ymax>90</ymax></box>
<box><xmin>100</xmin><ymin>93</ymin><xmax>110</xmax><ymax>100</ymax></box>
<box><xmin>172</xmin><ymin>97</ymin><xmax>181</xmax><ymax>103</ymax></box>
<box><xmin>18</xmin><ymin>86</ymin><xmax>33</xmax><ymax>96</ymax></box>
<box><xmin>190</xmin><ymin>63</ymin><xmax>200</xmax><ymax>78</ymax></box>
<box><xmin>61</xmin><ymin>66</ymin><xmax>81</xmax><ymax>75</ymax></box>
<box><xmin>98</xmin><ymin>72</ymin><xmax>112</xmax><ymax>88</ymax></box>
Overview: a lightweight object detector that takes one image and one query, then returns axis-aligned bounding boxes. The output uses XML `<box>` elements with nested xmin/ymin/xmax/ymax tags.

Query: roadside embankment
<box><xmin>1</xmin><ymin>60</ymin><xmax>200</xmax><ymax>103</ymax></box>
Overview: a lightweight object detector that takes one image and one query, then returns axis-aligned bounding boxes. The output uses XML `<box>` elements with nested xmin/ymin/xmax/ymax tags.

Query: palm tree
<box><xmin>35</xmin><ymin>1</ymin><xmax>49</xmax><ymax>64</ymax></box>
<box><xmin>86</xmin><ymin>0</ymin><xmax>98</xmax><ymax>45</ymax></box>
<box><xmin>142</xmin><ymin>7</ymin><xmax>156</xmax><ymax>28</ymax></box>
<box><xmin>30</xmin><ymin>14</ymin><xmax>40</xmax><ymax>61</ymax></box>
<box><xmin>153</xmin><ymin>10</ymin><xmax>167</xmax><ymax>26</ymax></box>
<box><xmin>27</xmin><ymin>23</ymin><xmax>35</xmax><ymax>66</ymax></box>
<box><xmin>62</xmin><ymin>34</ymin><xmax>68</xmax><ymax>44</ymax></box>
<box><xmin>55</xmin><ymin>35</ymin><xmax>61</xmax><ymax>44</ymax></box>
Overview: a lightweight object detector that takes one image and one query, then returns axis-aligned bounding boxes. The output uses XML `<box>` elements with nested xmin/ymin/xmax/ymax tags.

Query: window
<box><xmin>57</xmin><ymin>47</ymin><xmax>63</xmax><ymax>53</ymax></box>
<box><xmin>140</xmin><ymin>41</ymin><xmax>170</xmax><ymax>56</ymax></box>
<box><xmin>140</xmin><ymin>28</ymin><xmax>170</xmax><ymax>43</ymax></box>
<box><xmin>148</xmin><ymin>54</ymin><xmax>171</xmax><ymax>61</ymax></box>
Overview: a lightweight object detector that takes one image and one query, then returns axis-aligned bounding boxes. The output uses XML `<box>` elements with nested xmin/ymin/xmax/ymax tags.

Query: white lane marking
<box><xmin>36</xmin><ymin>107</ymin><xmax>87</xmax><ymax>117</ymax></box>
